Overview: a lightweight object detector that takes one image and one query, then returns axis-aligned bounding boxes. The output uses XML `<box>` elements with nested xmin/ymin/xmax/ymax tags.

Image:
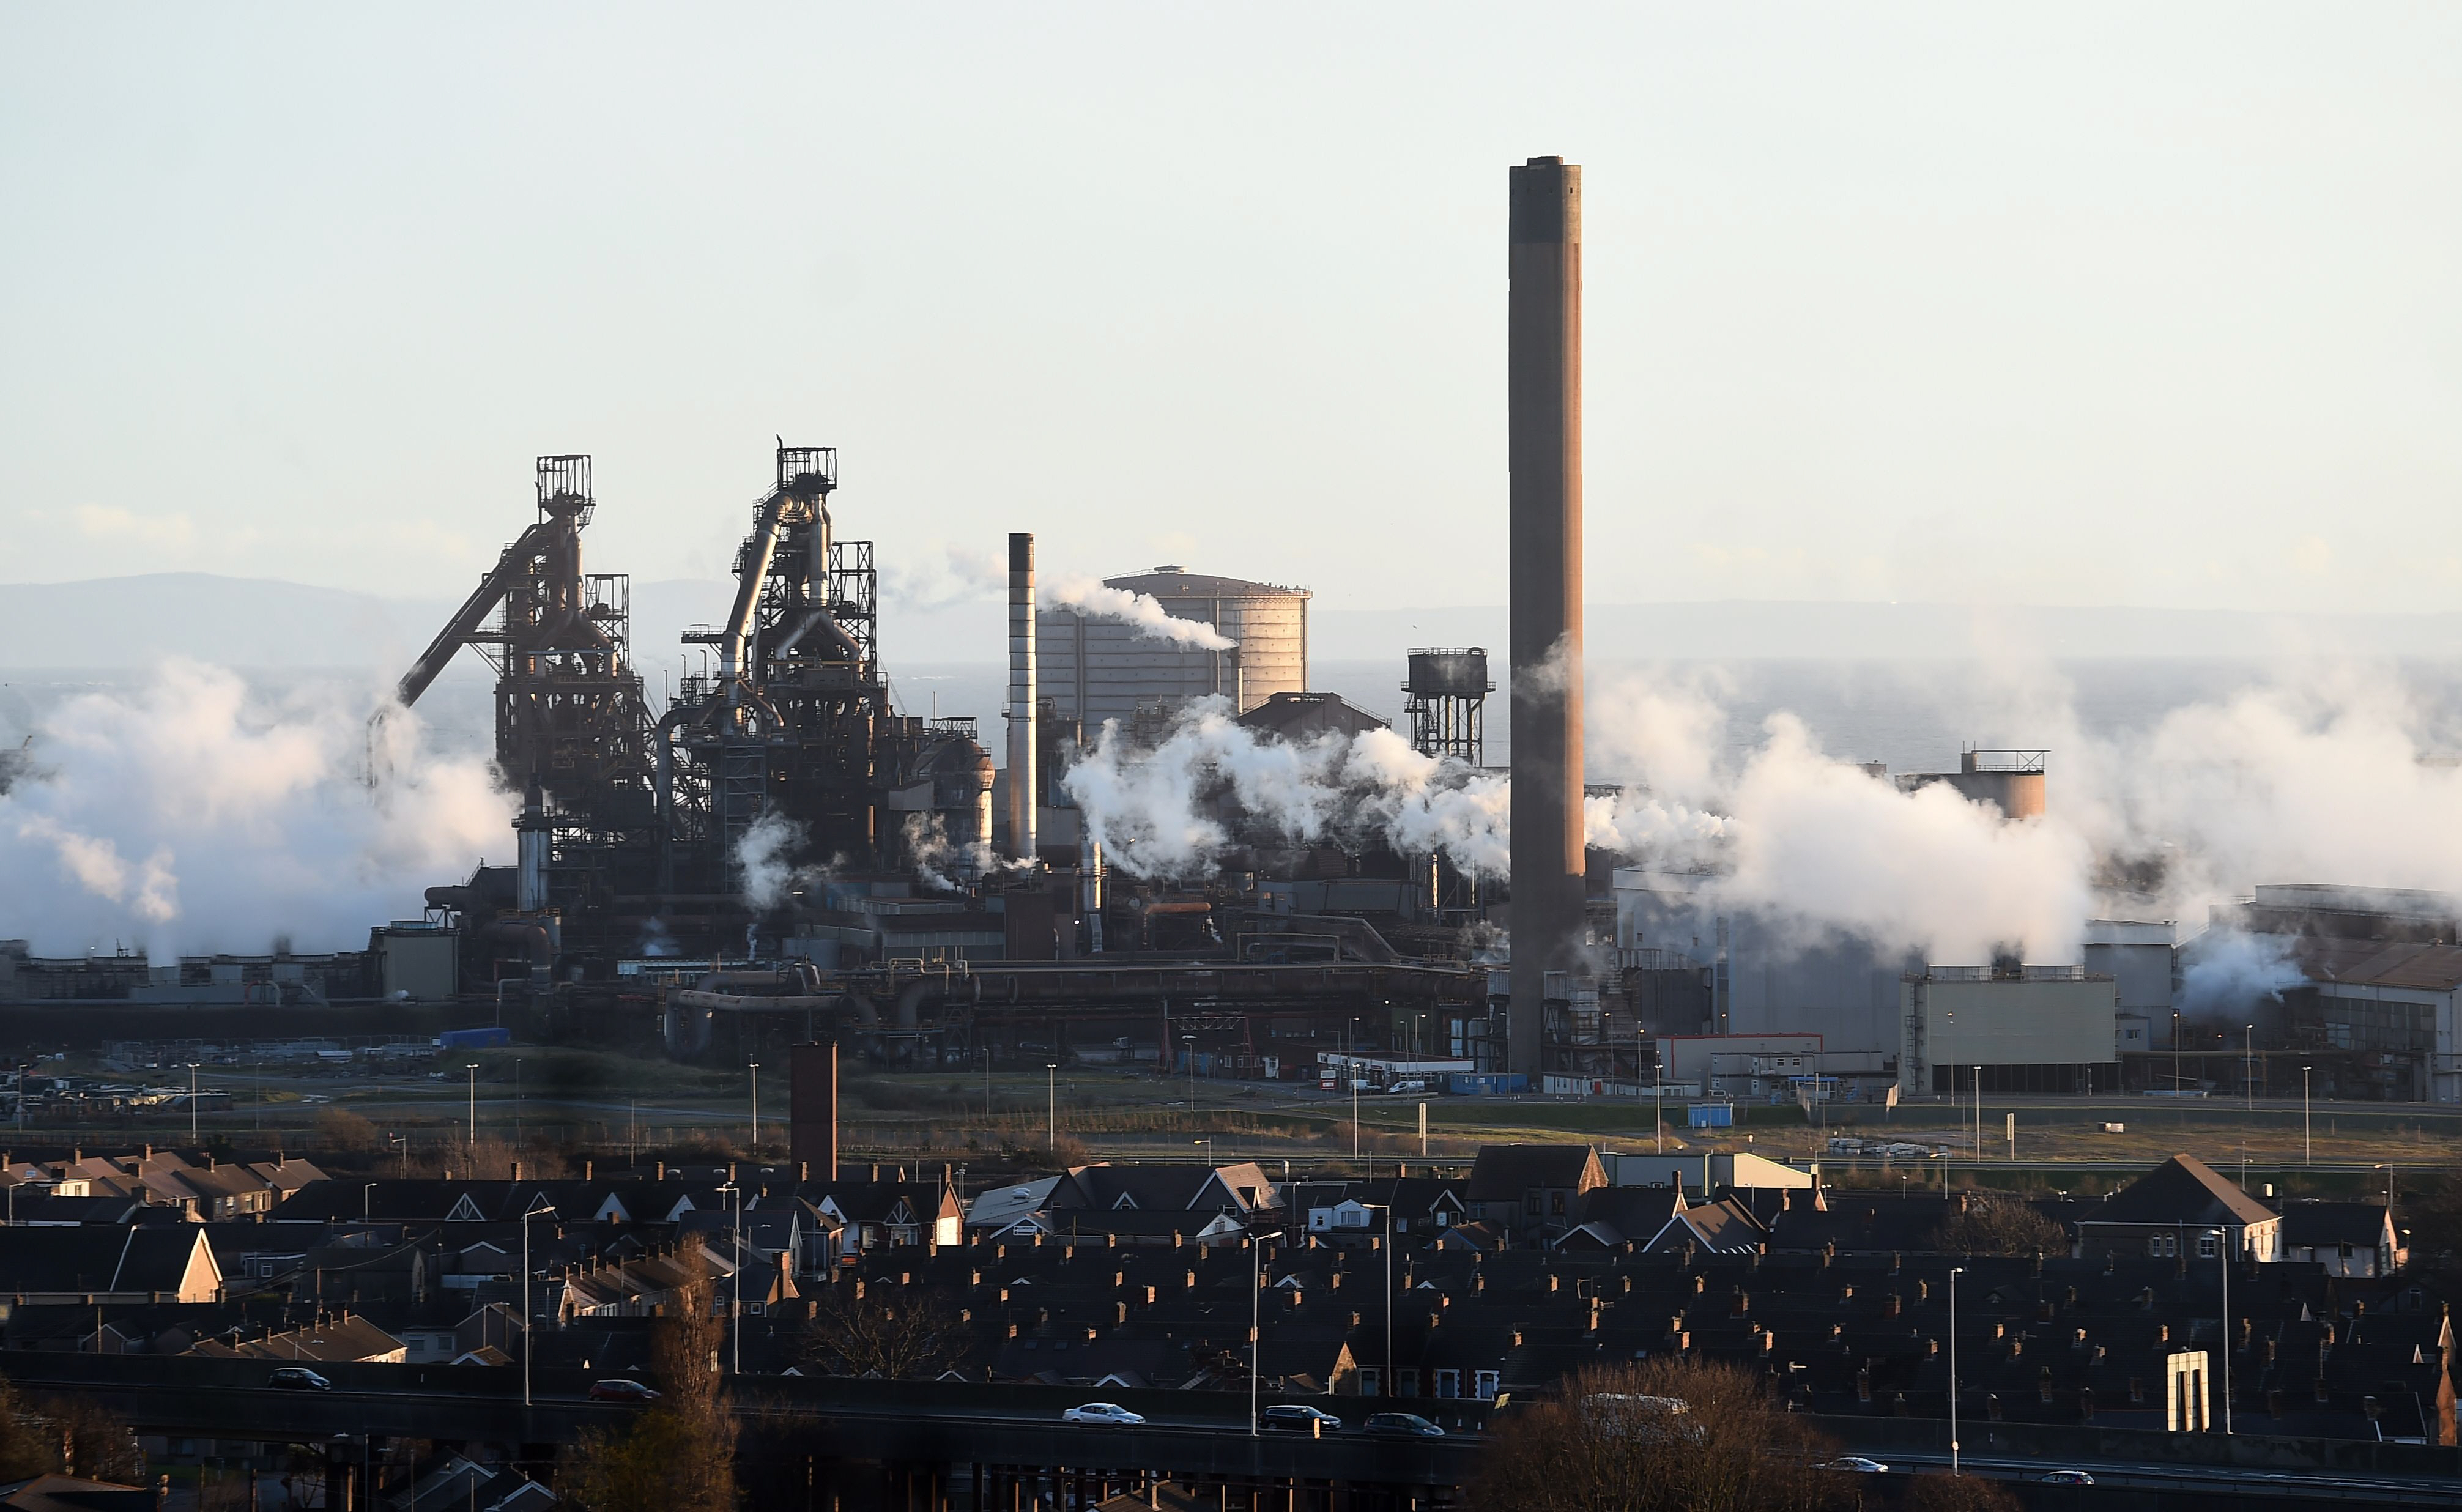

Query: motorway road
<box><xmin>1859</xmin><ymin>1447</ymin><xmax>2462</xmax><ymax>1506</ymax></box>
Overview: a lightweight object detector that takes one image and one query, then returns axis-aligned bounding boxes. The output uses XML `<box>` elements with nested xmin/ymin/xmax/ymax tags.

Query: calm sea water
<box><xmin>9</xmin><ymin>657</ymin><xmax>2462</xmax><ymax>779</ymax></box>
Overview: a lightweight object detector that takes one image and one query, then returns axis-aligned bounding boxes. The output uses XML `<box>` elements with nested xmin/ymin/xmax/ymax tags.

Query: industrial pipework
<box><xmin>1507</xmin><ymin>155</ymin><xmax>1586</xmax><ymax>1077</ymax></box>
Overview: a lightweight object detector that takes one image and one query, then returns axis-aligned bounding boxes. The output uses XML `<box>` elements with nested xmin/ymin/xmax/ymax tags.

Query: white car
<box><xmin>1063</xmin><ymin>1403</ymin><xmax>1145</xmax><ymax>1426</ymax></box>
<box><xmin>1823</xmin><ymin>1456</ymin><xmax>1888</xmax><ymax>1474</ymax></box>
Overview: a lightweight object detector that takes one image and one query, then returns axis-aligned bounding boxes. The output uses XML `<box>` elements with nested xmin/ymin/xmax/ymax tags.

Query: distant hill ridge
<box><xmin>4</xmin><ymin>572</ymin><xmax>2462</xmax><ymax>667</ymax></box>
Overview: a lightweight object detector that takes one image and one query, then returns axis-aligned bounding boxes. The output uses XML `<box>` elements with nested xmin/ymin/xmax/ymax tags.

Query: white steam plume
<box><xmin>0</xmin><ymin>662</ymin><xmax>512</xmax><ymax>957</ymax></box>
<box><xmin>1047</xmin><ymin>576</ymin><xmax>1236</xmax><ymax>651</ymax></box>
<box><xmin>900</xmin><ymin>810</ymin><xmax>1029</xmax><ymax>892</ymax></box>
<box><xmin>735</xmin><ymin>810</ymin><xmax>808</xmax><ymax>912</ymax></box>
<box><xmin>1063</xmin><ymin>703</ymin><xmax>1507</xmax><ymax>879</ymax></box>
<box><xmin>1064</xmin><ymin>656</ymin><xmax>2462</xmax><ymax>971</ymax></box>
<box><xmin>2178</xmin><ymin>929</ymin><xmax>2306</xmax><ymax>1019</ymax></box>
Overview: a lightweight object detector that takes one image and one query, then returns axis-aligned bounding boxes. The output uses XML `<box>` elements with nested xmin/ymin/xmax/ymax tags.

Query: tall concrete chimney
<box><xmin>788</xmin><ymin>1040</ymin><xmax>837</xmax><ymax>1179</ymax></box>
<box><xmin>1507</xmin><ymin>155</ymin><xmax>1584</xmax><ymax>1077</ymax></box>
<box><xmin>1007</xmin><ymin>532</ymin><xmax>1038</xmax><ymax>860</ymax></box>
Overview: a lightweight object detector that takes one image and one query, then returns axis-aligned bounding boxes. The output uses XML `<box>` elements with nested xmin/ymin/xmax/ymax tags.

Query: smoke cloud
<box><xmin>0</xmin><ymin>662</ymin><xmax>511</xmax><ymax>957</ymax></box>
<box><xmin>1046</xmin><ymin>576</ymin><xmax>1236</xmax><ymax>651</ymax></box>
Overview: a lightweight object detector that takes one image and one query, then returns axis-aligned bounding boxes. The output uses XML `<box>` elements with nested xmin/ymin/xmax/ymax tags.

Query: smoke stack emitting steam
<box><xmin>1007</xmin><ymin>532</ymin><xmax>1038</xmax><ymax>861</ymax></box>
<box><xmin>1507</xmin><ymin>155</ymin><xmax>1585</xmax><ymax>1077</ymax></box>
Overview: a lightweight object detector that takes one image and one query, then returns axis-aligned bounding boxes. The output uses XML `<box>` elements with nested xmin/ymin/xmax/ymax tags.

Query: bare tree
<box><xmin>1900</xmin><ymin>1470</ymin><xmax>2023</xmax><ymax>1511</ymax></box>
<box><xmin>1469</xmin><ymin>1358</ymin><xmax>1844</xmax><ymax>1512</ymax></box>
<box><xmin>1929</xmin><ymin>1194</ymin><xmax>2067</xmax><ymax>1258</ymax></box>
<box><xmin>802</xmin><ymin>1282</ymin><xmax>971</xmax><ymax>1380</ymax></box>
<box><xmin>566</xmin><ymin>1250</ymin><xmax>735</xmax><ymax>1512</ymax></box>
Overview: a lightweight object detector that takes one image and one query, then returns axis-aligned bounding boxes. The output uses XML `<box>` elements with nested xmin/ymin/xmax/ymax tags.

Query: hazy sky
<box><xmin>4</xmin><ymin>4</ymin><xmax>2458</xmax><ymax>621</ymax></box>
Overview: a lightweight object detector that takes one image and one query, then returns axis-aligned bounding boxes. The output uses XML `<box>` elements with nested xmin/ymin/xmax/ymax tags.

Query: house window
<box><xmin>2197</xmin><ymin>1236</ymin><xmax>2218</xmax><ymax>1259</ymax></box>
<box><xmin>1397</xmin><ymin>1369</ymin><xmax>1420</xmax><ymax>1398</ymax></box>
<box><xmin>1524</xmin><ymin>1193</ymin><xmax>1541</xmax><ymax>1217</ymax></box>
<box><xmin>1357</xmin><ymin>1367</ymin><xmax>1382</xmax><ymax>1398</ymax></box>
<box><xmin>1434</xmin><ymin>1210</ymin><xmax>1450</xmax><ymax>1228</ymax></box>
<box><xmin>1474</xmin><ymin>1370</ymin><xmax>1500</xmax><ymax>1401</ymax></box>
<box><xmin>1434</xmin><ymin>1369</ymin><xmax>1461</xmax><ymax>1398</ymax></box>
<box><xmin>1549</xmin><ymin>1192</ymin><xmax>1566</xmax><ymax>1217</ymax></box>
<box><xmin>2338</xmin><ymin>1243</ymin><xmax>2354</xmax><ymax>1261</ymax></box>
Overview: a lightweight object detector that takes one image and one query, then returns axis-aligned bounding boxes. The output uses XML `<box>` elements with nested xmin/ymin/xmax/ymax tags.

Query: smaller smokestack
<box><xmin>1007</xmin><ymin>533</ymin><xmax>1038</xmax><ymax>861</ymax></box>
<box><xmin>516</xmin><ymin>776</ymin><xmax>549</xmax><ymax>913</ymax></box>
<box><xmin>790</xmin><ymin>1041</ymin><xmax>838</xmax><ymax>1180</ymax></box>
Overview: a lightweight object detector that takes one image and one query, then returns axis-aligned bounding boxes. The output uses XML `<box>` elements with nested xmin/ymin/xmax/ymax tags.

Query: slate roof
<box><xmin>2282</xmin><ymin>1203</ymin><xmax>2396</xmax><ymax>1250</ymax></box>
<box><xmin>1466</xmin><ymin>1144</ymin><xmax>1603</xmax><ymax>1203</ymax></box>
<box><xmin>0</xmin><ymin>1474</ymin><xmax>155</xmax><ymax>1510</ymax></box>
<box><xmin>2082</xmin><ymin>1154</ymin><xmax>2277</xmax><ymax>1229</ymax></box>
<box><xmin>0</xmin><ymin>1226</ymin><xmax>217</xmax><ymax>1295</ymax></box>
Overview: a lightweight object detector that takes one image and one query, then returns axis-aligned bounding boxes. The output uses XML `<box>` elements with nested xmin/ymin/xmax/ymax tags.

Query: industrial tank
<box><xmin>1897</xmin><ymin>749</ymin><xmax>2047</xmax><ymax>821</ymax></box>
<box><xmin>912</xmin><ymin>730</ymin><xmax>997</xmax><ymax>852</ymax></box>
<box><xmin>1037</xmin><ymin>566</ymin><xmax>1310</xmax><ymax>732</ymax></box>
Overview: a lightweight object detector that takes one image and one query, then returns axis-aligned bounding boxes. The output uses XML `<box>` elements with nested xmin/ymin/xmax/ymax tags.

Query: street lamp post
<box><xmin>1250</xmin><ymin>1231</ymin><xmax>1262</xmax><ymax>1437</ymax></box>
<box><xmin>362</xmin><ymin>1182</ymin><xmax>375</xmax><ymax>1224</ymax></box>
<box><xmin>1653</xmin><ymin>1041</ymin><xmax>1665</xmax><ymax>1155</ymax></box>
<box><xmin>1046</xmin><ymin>1064</ymin><xmax>1058</xmax><ymax>1152</ymax></box>
<box><xmin>748</xmin><ymin>1062</ymin><xmax>761</xmax><ymax>1150</ymax></box>
<box><xmin>1949</xmin><ymin>1266</ymin><xmax>1964</xmax><ymax>1475</ymax></box>
<box><xmin>189</xmin><ymin>1064</ymin><xmax>200</xmax><ymax>1144</ymax></box>
<box><xmin>2244</xmin><ymin>1025</ymin><xmax>2253</xmax><ymax>1112</ymax></box>
<box><xmin>388</xmin><ymin>1134</ymin><xmax>407</xmax><ymax>1180</ymax></box>
<box><xmin>2302</xmin><ymin>1066</ymin><xmax>2312</xmax><ymax>1166</ymax></box>
<box><xmin>464</xmin><ymin>1064</ymin><xmax>480</xmax><ymax>1151</ymax></box>
<box><xmin>521</xmin><ymin>1200</ymin><xmax>557</xmax><ymax>1408</ymax></box>
<box><xmin>1384</xmin><ymin>1201</ymin><xmax>1394</xmax><ymax>1403</ymax></box>
<box><xmin>2208</xmin><ymin>1226</ymin><xmax>2233</xmax><ymax>1434</ymax></box>
<box><xmin>1182</xmin><ymin>1034</ymin><xmax>1196</xmax><ymax>1115</ymax></box>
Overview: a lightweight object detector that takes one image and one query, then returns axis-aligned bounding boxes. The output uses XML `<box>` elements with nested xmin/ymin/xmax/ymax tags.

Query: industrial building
<box><xmin>1898</xmin><ymin>964</ymin><xmax>2121</xmax><ymax>1096</ymax></box>
<box><xmin>1614</xmin><ymin>868</ymin><xmax>1913</xmax><ymax>1061</ymax></box>
<box><xmin>2192</xmin><ymin>884</ymin><xmax>2462</xmax><ymax>1103</ymax></box>
<box><xmin>390</xmin><ymin>445</ymin><xmax>999</xmax><ymax>984</ymax></box>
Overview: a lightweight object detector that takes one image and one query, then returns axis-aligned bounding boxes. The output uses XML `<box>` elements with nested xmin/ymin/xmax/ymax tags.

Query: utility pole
<box><xmin>717</xmin><ymin>1182</ymin><xmax>743</xmax><ymax>1375</ymax></box>
<box><xmin>2244</xmin><ymin>1025</ymin><xmax>2253</xmax><ymax>1112</ymax></box>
